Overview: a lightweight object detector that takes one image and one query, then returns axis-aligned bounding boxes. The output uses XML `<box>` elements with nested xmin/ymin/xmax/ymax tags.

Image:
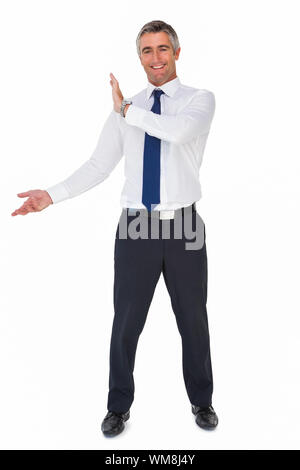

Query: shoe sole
<box><xmin>102</xmin><ymin>423</ymin><xmax>125</xmax><ymax>437</ymax></box>
<box><xmin>196</xmin><ymin>421</ymin><xmax>218</xmax><ymax>430</ymax></box>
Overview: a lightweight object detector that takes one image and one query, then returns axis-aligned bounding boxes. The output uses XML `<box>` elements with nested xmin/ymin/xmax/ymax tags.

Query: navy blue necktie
<box><xmin>142</xmin><ymin>88</ymin><xmax>165</xmax><ymax>212</ymax></box>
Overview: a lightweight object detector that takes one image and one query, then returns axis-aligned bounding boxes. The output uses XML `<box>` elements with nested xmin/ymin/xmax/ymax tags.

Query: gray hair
<box><xmin>136</xmin><ymin>20</ymin><xmax>180</xmax><ymax>57</ymax></box>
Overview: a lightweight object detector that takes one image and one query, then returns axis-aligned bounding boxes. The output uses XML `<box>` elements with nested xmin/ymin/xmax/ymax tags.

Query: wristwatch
<box><xmin>120</xmin><ymin>99</ymin><xmax>132</xmax><ymax>117</ymax></box>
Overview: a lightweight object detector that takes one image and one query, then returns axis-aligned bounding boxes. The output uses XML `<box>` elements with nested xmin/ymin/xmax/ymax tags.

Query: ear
<box><xmin>175</xmin><ymin>47</ymin><xmax>181</xmax><ymax>60</ymax></box>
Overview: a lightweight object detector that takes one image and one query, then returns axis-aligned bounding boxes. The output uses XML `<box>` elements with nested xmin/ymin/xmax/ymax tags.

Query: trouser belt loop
<box><xmin>181</xmin><ymin>202</ymin><xmax>196</xmax><ymax>218</ymax></box>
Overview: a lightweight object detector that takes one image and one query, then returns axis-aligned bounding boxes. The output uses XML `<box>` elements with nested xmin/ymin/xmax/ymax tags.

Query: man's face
<box><xmin>139</xmin><ymin>32</ymin><xmax>181</xmax><ymax>86</ymax></box>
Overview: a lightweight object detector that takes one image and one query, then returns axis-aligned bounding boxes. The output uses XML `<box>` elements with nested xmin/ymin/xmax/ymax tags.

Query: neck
<box><xmin>148</xmin><ymin>73</ymin><xmax>177</xmax><ymax>87</ymax></box>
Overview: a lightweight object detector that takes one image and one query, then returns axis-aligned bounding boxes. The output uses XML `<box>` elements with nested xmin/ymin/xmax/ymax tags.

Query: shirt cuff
<box><xmin>125</xmin><ymin>104</ymin><xmax>147</xmax><ymax>127</ymax></box>
<box><xmin>46</xmin><ymin>183</ymin><xmax>70</xmax><ymax>204</ymax></box>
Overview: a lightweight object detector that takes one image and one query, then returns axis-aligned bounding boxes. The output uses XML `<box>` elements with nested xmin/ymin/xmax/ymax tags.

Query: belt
<box><xmin>126</xmin><ymin>202</ymin><xmax>196</xmax><ymax>220</ymax></box>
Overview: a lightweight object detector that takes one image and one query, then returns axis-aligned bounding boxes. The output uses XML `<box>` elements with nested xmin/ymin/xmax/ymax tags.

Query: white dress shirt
<box><xmin>46</xmin><ymin>76</ymin><xmax>215</xmax><ymax>210</ymax></box>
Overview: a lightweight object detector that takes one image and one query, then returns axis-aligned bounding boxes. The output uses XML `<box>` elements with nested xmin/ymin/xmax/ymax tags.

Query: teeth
<box><xmin>152</xmin><ymin>65</ymin><xmax>164</xmax><ymax>69</ymax></box>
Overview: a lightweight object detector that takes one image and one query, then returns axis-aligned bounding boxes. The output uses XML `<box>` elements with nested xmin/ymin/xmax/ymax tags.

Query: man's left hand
<box><xmin>110</xmin><ymin>73</ymin><xmax>124</xmax><ymax>113</ymax></box>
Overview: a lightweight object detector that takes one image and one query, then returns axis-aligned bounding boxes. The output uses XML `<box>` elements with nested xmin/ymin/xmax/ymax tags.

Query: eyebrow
<box><xmin>141</xmin><ymin>44</ymin><xmax>170</xmax><ymax>53</ymax></box>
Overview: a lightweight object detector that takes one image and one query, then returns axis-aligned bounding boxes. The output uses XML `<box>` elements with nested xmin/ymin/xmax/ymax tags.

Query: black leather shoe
<box><xmin>101</xmin><ymin>410</ymin><xmax>130</xmax><ymax>437</ymax></box>
<box><xmin>192</xmin><ymin>404</ymin><xmax>218</xmax><ymax>430</ymax></box>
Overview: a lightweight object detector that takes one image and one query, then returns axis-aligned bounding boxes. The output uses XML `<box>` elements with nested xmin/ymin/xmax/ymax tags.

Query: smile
<box><xmin>151</xmin><ymin>65</ymin><xmax>165</xmax><ymax>70</ymax></box>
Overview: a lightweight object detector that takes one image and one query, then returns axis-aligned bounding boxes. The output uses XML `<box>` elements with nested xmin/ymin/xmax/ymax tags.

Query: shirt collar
<box><xmin>146</xmin><ymin>76</ymin><xmax>181</xmax><ymax>100</ymax></box>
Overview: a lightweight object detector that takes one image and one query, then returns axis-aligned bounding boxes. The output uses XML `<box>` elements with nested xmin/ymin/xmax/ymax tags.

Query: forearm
<box><xmin>124</xmin><ymin>91</ymin><xmax>215</xmax><ymax>145</ymax></box>
<box><xmin>46</xmin><ymin>159</ymin><xmax>111</xmax><ymax>204</ymax></box>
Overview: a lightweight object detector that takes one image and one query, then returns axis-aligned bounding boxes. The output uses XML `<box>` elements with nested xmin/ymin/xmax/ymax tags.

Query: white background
<box><xmin>1</xmin><ymin>0</ymin><xmax>300</xmax><ymax>450</ymax></box>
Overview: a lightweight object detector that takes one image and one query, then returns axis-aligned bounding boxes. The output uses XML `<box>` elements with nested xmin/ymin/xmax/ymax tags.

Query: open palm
<box><xmin>11</xmin><ymin>189</ymin><xmax>53</xmax><ymax>216</ymax></box>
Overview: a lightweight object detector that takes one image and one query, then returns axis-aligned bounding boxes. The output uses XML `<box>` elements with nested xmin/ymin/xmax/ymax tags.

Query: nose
<box><xmin>152</xmin><ymin>51</ymin><xmax>162</xmax><ymax>63</ymax></box>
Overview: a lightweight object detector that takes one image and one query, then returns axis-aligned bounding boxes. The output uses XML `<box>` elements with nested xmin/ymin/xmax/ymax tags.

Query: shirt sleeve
<box><xmin>46</xmin><ymin>110</ymin><xmax>124</xmax><ymax>204</ymax></box>
<box><xmin>124</xmin><ymin>90</ymin><xmax>215</xmax><ymax>145</ymax></box>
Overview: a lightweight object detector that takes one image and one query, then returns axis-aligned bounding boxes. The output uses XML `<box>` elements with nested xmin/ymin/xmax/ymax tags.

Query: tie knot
<box><xmin>153</xmin><ymin>88</ymin><xmax>164</xmax><ymax>100</ymax></box>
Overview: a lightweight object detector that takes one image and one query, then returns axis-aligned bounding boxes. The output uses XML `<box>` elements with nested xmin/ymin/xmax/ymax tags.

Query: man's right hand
<box><xmin>11</xmin><ymin>190</ymin><xmax>53</xmax><ymax>216</ymax></box>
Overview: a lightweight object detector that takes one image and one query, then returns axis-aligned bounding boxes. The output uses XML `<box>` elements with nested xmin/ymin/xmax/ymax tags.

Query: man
<box><xmin>12</xmin><ymin>20</ymin><xmax>218</xmax><ymax>437</ymax></box>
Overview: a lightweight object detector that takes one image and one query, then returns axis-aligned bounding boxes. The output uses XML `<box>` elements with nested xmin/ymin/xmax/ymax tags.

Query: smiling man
<box><xmin>12</xmin><ymin>20</ymin><xmax>218</xmax><ymax>437</ymax></box>
<box><xmin>120</xmin><ymin>29</ymin><xmax>181</xmax><ymax>119</ymax></box>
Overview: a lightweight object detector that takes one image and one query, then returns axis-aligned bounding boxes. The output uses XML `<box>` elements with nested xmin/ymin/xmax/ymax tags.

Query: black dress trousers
<box><xmin>107</xmin><ymin>204</ymin><xmax>214</xmax><ymax>413</ymax></box>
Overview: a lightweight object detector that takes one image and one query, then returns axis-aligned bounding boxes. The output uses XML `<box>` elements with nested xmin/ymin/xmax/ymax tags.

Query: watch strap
<box><xmin>120</xmin><ymin>99</ymin><xmax>132</xmax><ymax>117</ymax></box>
